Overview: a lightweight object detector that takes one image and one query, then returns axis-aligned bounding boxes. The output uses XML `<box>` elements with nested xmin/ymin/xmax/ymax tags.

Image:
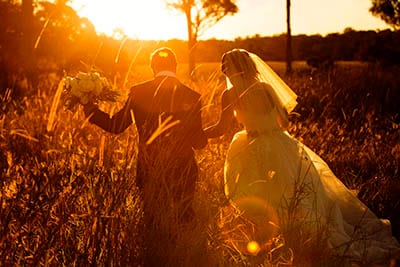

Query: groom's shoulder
<box><xmin>129</xmin><ymin>79</ymin><xmax>155</xmax><ymax>91</ymax></box>
<box><xmin>162</xmin><ymin>78</ymin><xmax>202</xmax><ymax>102</ymax></box>
<box><xmin>127</xmin><ymin>79</ymin><xmax>157</xmax><ymax>98</ymax></box>
<box><xmin>127</xmin><ymin>78</ymin><xmax>201</xmax><ymax>102</ymax></box>
<box><xmin>181</xmin><ymin>83</ymin><xmax>201</xmax><ymax>98</ymax></box>
<box><xmin>179</xmin><ymin>83</ymin><xmax>202</xmax><ymax>105</ymax></box>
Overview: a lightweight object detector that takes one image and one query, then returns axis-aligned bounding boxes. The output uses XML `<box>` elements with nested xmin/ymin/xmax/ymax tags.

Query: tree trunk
<box><xmin>286</xmin><ymin>0</ymin><xmax>292</xmax><ymax>74</ymax></box>
<box><xmin>185</xmin><ymin>6</ymin><xmax>196</xmax><ymax>77</ymax></box>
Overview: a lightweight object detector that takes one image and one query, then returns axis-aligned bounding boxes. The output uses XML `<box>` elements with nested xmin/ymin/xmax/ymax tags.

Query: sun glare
<box><xmin>69</xmin><ymin>0</ymin><xmax>187</xmax><ymax>40</ymax></box>
<box><xmin>247</xmin><ymin>241</ymin><xmax>261</xmax><ymax>255</ymax></box>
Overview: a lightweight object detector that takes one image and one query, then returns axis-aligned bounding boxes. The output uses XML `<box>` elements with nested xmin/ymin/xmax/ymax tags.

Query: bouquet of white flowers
<box><xmin>62</xmin><ymin>71</ymin><xmax>120</xmax><ymax>110</ymax></box>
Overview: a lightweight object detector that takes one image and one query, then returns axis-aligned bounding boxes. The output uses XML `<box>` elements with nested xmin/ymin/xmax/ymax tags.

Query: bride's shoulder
<box><xmin>258</xmin><ymin>81</ymin><xmax>273</xmax><ymax>91</ymax></box>
<box><xmin>257</xmin><ymin>82</ymin><xmax>276</xmax><ymax>98</ymax></box>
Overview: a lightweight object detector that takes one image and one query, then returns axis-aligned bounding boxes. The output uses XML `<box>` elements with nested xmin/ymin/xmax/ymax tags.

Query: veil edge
<box><xmin>250</xmin><ymin>53</ymin><xmax>298</xmax><ymax>113</ymax></box>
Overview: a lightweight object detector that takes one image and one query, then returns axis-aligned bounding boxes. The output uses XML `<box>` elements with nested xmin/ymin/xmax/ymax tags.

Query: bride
<box><xmin>204</xmin><ymin>49</ymin><xmax>400</xmax><ymax>264</ymax></box>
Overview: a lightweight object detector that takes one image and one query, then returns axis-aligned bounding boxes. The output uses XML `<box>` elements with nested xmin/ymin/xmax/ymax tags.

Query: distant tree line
<box><xmin>195</xmin><ymin>29</ymin><xmax>400</xmax><ymax>64</ymax></box>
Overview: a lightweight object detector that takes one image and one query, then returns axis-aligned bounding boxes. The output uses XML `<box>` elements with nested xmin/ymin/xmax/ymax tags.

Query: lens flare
<box><xmin>247</xmin><ymin>240</ymin><xmax>261</xmax><ymax>255</ymax></box>
<box><xmin>219</xmin><ymin>196</ymin><xmax>280</xmax><ymax>255</ymax></box>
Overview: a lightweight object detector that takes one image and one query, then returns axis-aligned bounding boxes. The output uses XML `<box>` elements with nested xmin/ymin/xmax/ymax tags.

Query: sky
<box><xmin>69</xmin><ymin>0</ymin><xmax>391</xmax><ymax>40</ymax></box>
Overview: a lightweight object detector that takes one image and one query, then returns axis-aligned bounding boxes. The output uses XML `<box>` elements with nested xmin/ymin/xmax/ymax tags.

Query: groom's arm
<box><xmin>83</xmin><ymin>96</ymin><xmax>134</xmax><ymax>134</ymax></box>
<box><xmin>204</xmin><ymin>90</ymin><xmax>235</xmax><ymax>138</ymax></box>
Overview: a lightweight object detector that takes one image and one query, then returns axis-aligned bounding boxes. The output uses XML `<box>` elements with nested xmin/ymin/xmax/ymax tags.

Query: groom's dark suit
<box><xmin>84</xmin><ymin>73</ymin><xmax>207</xmax><ymax>222</ymax></box>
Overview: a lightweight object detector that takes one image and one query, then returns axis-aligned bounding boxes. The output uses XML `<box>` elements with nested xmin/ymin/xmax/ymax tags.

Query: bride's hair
<box><xmin>222</xmin><ymin>49</ymin><xmax>276</xmax><ymax>117</ymax></box>
<box><xmin>221</xmin><ymin>49</ymin><xmax>258</xmax><ymax>80</ymax></box>
<box><xmin>221</xmin><ymin>48</ymin><xmax>298</xmax><ymax>128</ymax></box>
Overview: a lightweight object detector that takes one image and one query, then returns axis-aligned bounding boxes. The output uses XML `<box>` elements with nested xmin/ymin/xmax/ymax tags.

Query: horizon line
<box><xmin>101</xmin><ymin>27</ymin><xmax>393</xmax><ymax>42</ymax></box>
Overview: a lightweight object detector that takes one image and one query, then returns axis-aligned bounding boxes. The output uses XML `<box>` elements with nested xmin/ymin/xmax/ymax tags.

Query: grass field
<box><xmin>0</xmin><ymin>61</ymin><xmax>399</xmax><ymax>266</ymax></box>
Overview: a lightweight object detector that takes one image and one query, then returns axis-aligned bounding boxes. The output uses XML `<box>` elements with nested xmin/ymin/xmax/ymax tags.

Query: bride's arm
<box><xmin>204</xmin><ymin>90</ymin><xmax>235</xmax><ymax>138</ymax></box>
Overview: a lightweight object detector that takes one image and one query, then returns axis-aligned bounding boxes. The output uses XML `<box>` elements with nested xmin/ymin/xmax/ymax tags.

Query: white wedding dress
<box><xmin>211</xmin><ymin>49</ymin><xmax>400</xmax><ymax>263</ymax></box>
<box><xmin>224</xmin><ymin>105</ymin><xmax>400</xmax><ymax>263</ymax></box>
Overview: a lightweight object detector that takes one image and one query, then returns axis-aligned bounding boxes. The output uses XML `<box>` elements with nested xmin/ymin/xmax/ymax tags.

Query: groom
<box><xmin>83</xmin><ymin>47</ymin><xmax>207</xmax><ymax>224</ymax></box>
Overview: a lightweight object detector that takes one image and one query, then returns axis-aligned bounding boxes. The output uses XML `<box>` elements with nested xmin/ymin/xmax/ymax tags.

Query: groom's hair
<box><xmin>151</xmin><ymin>47</ymin><xmax>177</xmax><ymax>72</ymax></box>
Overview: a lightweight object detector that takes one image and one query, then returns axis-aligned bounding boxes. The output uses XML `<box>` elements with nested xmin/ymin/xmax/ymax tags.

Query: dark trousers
<box><xmin>136</xmin><ymin>152</ymin><xmax>199</xmax><ymax>266</ymax></box>
<box><xmin>137</xmin><ymin>154</ymin><xmax>198</xmax><ymax>222</ymax></box>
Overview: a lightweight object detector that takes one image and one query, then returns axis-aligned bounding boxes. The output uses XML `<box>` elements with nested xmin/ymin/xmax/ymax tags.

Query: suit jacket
<box><xmin>84</xmin><ymin>75</ymin><xmax>207</xmax><ymax>186</ymax></box>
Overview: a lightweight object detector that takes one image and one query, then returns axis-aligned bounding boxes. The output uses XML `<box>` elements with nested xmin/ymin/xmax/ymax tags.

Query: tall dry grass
<box><xmin>0</xmin><ymin>62</ymin><xmax>399</xmax><ymax>266</ymax></box>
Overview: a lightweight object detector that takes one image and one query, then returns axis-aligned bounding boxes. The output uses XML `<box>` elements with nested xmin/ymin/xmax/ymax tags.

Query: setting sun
<box><xmin>69</xmin><ymin>0</ymin><xmax>187</xmax><ymax>40</ymax></box>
